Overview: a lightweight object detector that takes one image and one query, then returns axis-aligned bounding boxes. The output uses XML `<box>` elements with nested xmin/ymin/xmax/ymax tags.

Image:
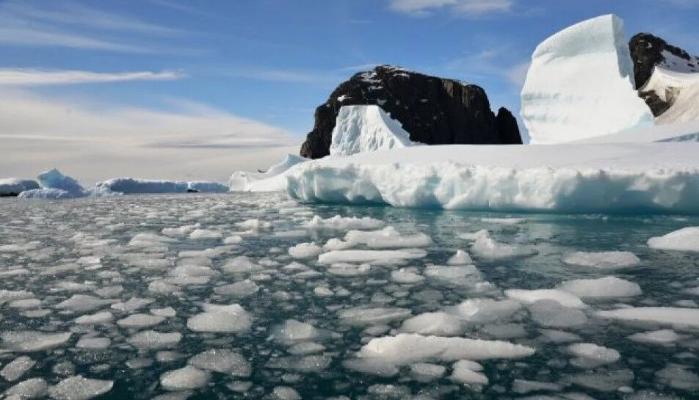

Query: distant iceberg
<box><xmin>96</xmin><ymin>178</ymin><xmax>228</xmax><ymax>195</ymax></box>
<box><xmin>19</xmin><ymin>169</ymin><xmax>87</xmax><ymax>199</ymax></box>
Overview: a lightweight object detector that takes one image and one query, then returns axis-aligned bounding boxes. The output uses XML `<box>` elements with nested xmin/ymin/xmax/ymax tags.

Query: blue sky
<box><xmin>1</xmin><ymin>0</ymin><xmax>698</xmax><ymax>182</ymax></box>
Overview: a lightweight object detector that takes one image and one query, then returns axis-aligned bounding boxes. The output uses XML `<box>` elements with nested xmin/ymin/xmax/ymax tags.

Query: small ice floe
<box><xmin>511</xmin><ymin>379</ymin><xmax>563</xmax><ymax>394</ymax></box>
<box><xmin>467</xmin><ymin>230</ymin><xmax>537</xmax><ymax>260</ymax></box>
<box><xmin>318</xmin><ymin>249</ymin><xmax>426</xmax><ymax>265</ymax></box>
<box><xmin>266</xmin><ymin>354</ymin><xmax>332</xmax><ymax>373</ymax></box>
<box><xmin>628</xmin><ymin>329</ymin><xmax>682</xmax><ymax>345</ymax></box>
<box><xmin>450</xmin><ymin>360</ymin><xmax>488</xmax><ymax>386</ymax></box>
<box><xmin>343</xmin><ymin>226</ymin><xmax>432</xmax><ymax>248</ymax></box>
<box><xmin>390</xmin><ymin>268</ymin><xmax>424</xmax><ymax>284</ymax></box>
<box><xmin>151</xmin><ymin>307</ymin><xmax>177</xmax><ymax>317</ymax></box>
<box><xmin>188</xmin><ymin>229</ymin><xmax>223</xmax><ymax>240</ymax></box>
<box><xmin>562</xmin><ymin>251</ymin><xmax>640</xmax><ymax>269</ymax></box>
<box><xmin>448</xmin><ymin>298</ymin><xmax>522</xmax><ymax>324</ymax></box>
<box><xmin>447</xmin><ymin>250</ymin><xmax>473</xmax><ymax>265</ymax></box>
<box><xmin>214</xmin><ymin>280</ymin><xmax>259</xmax><ymax>298</ymax></box>
<box><xmin>288</xmin><ymin>242</ymin><xmax>323</xmax><ymax>259</ymax></box>
<box><xmin>117</xmin><ymin>314</ymin><xmax>166</xmax><ymax>329</ymax></box>
<box><xmin>55</xmin><ymin>294</ymin><xmax>111</xmax><ymax>313</ymax></box>
<box><xmin>271</xmin><ymin>320</ymin><xmax>324</xmax><ymax>344</ymax></box>
<box><xmin>564</xmin><ymin>369</ymin><xmax>634</xmax><ymax>393</ymax></box>
<box><xmin>303</xmin><ymin>215</ymin><xmax>385</xmax><ymax>231</ymax></box>
<box><xmin>355</xmin><ymin>333</ymin><xmax>535</xmax><ymax>365</ymax></box>
<box><xmin>128</xmin><ymin>232</ymin><xmax>174</xmax><ymax>248</ymax></box>
<box><xmin>400</xmin><ymin>312</ymin><xmax>463</xmax><ymax>336</ymax></box>
<box><xmin>481</xmin><ymin>218</ymin><xmax>525</xmax><ymax>225</ymax></box>
<box><xmin>596</xmin><ymin>307</ymin><xmax>699</xmax><ymax>328</ymax></box>
<box><xmin>76</xmin><ymin>337</ymin><xmax>111</xmax><ymax>350</ymax></box>
<box><xmin>161</xmin><ymin>225</ymin><xmax>198</xmax><ymax>238</ymax></box>
<box><xmin>4</xmin><ymin>378</ymin><xmax>48</xmax><ymax>398</ymax></box>
<box><xmin>271</xmin><ymin>386</ymin><xmax>301</xmax><ymax>400</ymax></box>
<box><xmin>338</xmin><ymin>307</ymin><xmax>411</xmax><ymax>326</ymax></box>
<box><xmin>655</xmin><ymin>364</ymin><xmax>699</xmax><ymax>390</ymax></box>
<box><xmin>187</xmin><ymin>303</ymin><xmax>252</xmax><ymax>333</ymax></box>
<box><xmin>74</xmin><ymin>311</ymin><xmax>114</xmax><ymax>325</ymax></box>
<box><xmin>111</xmin><ymin>297</ymin><xmax>155</xmax><ymax>313</ymax></box>
<box><xmin>648</xmin><ymin>227</ymin><xmax>699</xmax><ymax>252</ymax></box>
<box><xmin>505</xmin><ymin>289</ymin><xmax>586</xmax><ymax>308</ymax></box>
<box><xmin>409</xmin><ymin>363</ymin><xmax>446</xmax><ymax>382</ymax></box>
<box><xmin>327</xmin><ymin>263</ymin><xmax>371</xmax><ymax>277</ymax></box>
<box><xmin>0</xmin><ymin>356</ymin><xmax>35</xmax><ymax>381</ymax></box>
<box><xmin>567</xmin><ymin>343</ymin><xmax>620</xmax><ymax>368</ymax></box>
<box><xmin>189</xmin><ymin>349</ymin><xmax>250</xmax><ymax>377</ymax></box>
<box><xmin>538</xmin><ymin>329</ymin><xmax>582</xmax><ymax>343</ymax></box>
<box><xmin>48</xmin><ymin>375</ymin><xmax>113</xmax><ymax>400</ymax></box>
<box><xmin>221</xmin><ymin>256</ymin><xmax>264</xmax><ymax>274</ymax></box>
<box><xmin>160</xmin><ymin>366</ymin><xmax>210</xmax><ymax>391</ymax></box>
<box><xmin>423</xmin><ymin>265</ymin><xmax>489</xmax><ymax>289</ymax></box>
<box><xmin>1</xmin><ymin>331</ymin><xmax>71</xmax><ymax>352</ymax></box>
<box><xmin>558</xmin><ymin>276</ymin><xmax>642</xmax><ymax>299</ymax></box>
<box><xmin>529</xmin><ymin>300</ymin><xmax>588</xmax><ymax>328</ymax></box>
<box><xmin>127</xmin><ymin>331</ymin><xmax>182</xmax><ymax>349</ymax></box>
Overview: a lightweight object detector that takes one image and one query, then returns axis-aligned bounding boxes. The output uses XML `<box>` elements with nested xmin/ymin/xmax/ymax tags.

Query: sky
<box><xmin>1</xmin><ymin>0</ymin><xmax>698</xmax><ymax>184</ymax></box>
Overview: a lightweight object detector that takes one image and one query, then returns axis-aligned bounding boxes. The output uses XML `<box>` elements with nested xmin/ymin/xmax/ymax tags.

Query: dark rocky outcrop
<box><xmin>629</xmin><ymin>33</ymin><xmax>698</xmax><ymax>117</ymax></box>
<box><xmin>300</xmin><ymin>65</ymin><xmax>522</xmax><ymax>159</ymax></box>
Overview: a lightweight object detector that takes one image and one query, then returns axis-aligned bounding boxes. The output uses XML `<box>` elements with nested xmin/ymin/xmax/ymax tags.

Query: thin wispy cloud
<box><xmin>0</xmin><ymin>69</ymin><xmax>184</xmax><ymax>86</ymax></box>
<box><xmin>388</xmin><ymin>0</ymin><xmax>514</xmax><ymax>17</ymax></box>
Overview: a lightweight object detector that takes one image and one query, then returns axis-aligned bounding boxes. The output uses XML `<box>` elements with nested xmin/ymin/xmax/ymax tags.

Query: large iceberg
<box><xmin>521</xmin><ymin>14</ymin><xmax>654</xmax><ymax>143</ymax></box>
<box><xmin>329</xmin><ymin>105</ymin><xmax>415</xmax><ymax>157</ymax></box>
<box><xmin>0</xmin><ymin>178</ymin><xmax>39</xmax><ymax>196</ymax></box>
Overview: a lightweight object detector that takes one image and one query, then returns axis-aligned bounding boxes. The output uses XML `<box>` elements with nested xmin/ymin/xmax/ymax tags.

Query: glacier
<box><xmin>329</xmin><ymin>105</ymin><xmax>415</xmax><ymax>157</ymax></box>
<box><xmin>521</xmin><ymin>14</ymin><xmax>654</xmax><ymax>143</ymax></box>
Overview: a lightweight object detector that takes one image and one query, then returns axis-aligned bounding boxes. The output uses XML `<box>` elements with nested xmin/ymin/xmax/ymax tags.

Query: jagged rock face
<box><xmin>300</xmin><ymin>66</ymin><xmax>522</xmax><ymax>159</ymax></box>
<box><xmin>629</xmin><ymin>33</ymin><xmax>698</xmax><ymax>117</ymax></box>
<box><xmin>629</xmin><ymin>33</ymin><xmax>695</xmax><ymax>89</ymax></box>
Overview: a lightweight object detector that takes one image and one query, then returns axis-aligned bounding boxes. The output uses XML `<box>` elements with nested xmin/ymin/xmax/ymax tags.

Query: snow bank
<box><xmin>284</xmin><ymin>143</ymin><xmax>699</xmax><ymax>214</ymax></box>
<box><xmin>96</xmin><ymin>178</ymin><xmax>228</xmax><ymax>194</ymax></box>
<box><xmin>647</xmin><ymin>227</ymin><xmax>699</xmax><ymax>252</ymax></box>
<box><xmin>0</xmin><ymin>178</ymin><xmax>39</xmax><ymax>196</ymax></box>
<box><xmin>329</xmin><ymin>105</ymin><xmax>415</xmax><ymax>157</ymax></box>
<box><xmin>521</xmin><ymin>14</ymin><xmax>653</xmax><ymax>143</ymax></box>
<box><xmin>229</xmin><ymin>154</ymin><xmax>306</xmax><ymax>192</ymax></box>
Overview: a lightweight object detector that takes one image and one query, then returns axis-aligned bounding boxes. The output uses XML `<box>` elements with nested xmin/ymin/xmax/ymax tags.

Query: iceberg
<box><xmin>0</xmin><ymin>178</ymin><xmax>39</xmax><ymax>196</ymax></box>
<box><xmin>642</xmin><ymin>66</ymin><xmax>699</xmax><ymax>125</ymax></box>
<box><xmin>521</xmin><ymin>14</ymin><xmax>654</xmax><ymax>143</ymax></box>
<box><xmin>18</xmin><ymin>169</ymin><xmax>87</xmax><ymax>199</ymax></box>
<box><xmin>229</xmin><ymin>154</ymin><xmax>306</xmax><ymax>191</ymax></box>
<box><xmin>329</xmin><ymin>105</ymin><xmax>415</xmax><ymax>157</ymax></box>
<box><xmin>96</xmin><ymin>178</ymin><xmax>228</xmax><ymax>194</ymax></box>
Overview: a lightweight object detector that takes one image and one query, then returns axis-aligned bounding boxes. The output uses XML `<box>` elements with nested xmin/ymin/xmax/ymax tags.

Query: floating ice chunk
<box><xmin>162</xmin><ymin>225</ymin><xmax>198</xmax><ymax>237</ymax></box>
<box><xmin>447</xmin><ymin>250</ymin><xmax>473</xmax><ymax>265</ymax></box>
<box><xmin>648</xmin><ymin>227</ymin><xmax>699</xmax><ymax>252</ymax></box>
<box><xmin>117</xmin><ymin>314</ymin><xmax>165</xmax><ymax>328</ymax></box>
<box><xmin>271</xmin><ymin>320</ymin><xmax>321</xmax><ymax>344</ymax></box>
<box><xmin>128</xmin><ymin>233</ymin><xmax>174</xmax><ymax>247</ymax></box>
<box><xmin>343</xmin><ymin>358</ymin><xmax>399</xmax><ymax>377</ymax></box>
<box><xmin>1</xmin><ymin>331</ymin><xmax>71</xmax><ymax>352</ymax></box>
<box><xmin>655</xmin><ymin>364</ymin><xmax>699</xmax><ymax>391</ymax></box>
<box><xmin>271</xmin><ymin>386</ymin><xmax>301</xmax><ymax>400</ymax></box>
<box><xmin>596</xmin><ymin>307</ymin><xmax>699</xmax><ymax>328</ymax></box>
<box><xmin>288</xmin><ymin>242</ymin><xmax>322</xmax><ymax>259</ymax></box>
<box><xmin>188</xmin><ymin>349</ymin><xmax>250</xmax><ymax>376</ymax></box>
<box><xmin>481</xmin><ymin>217</ymin><xmax>525</xmax><ymax>225</ymax></box>
<box><xmin>48</xmin><ymin>376</ymin><xmax>113</xmax><ymax>400</ymax></box>
<box><xmin>111</xmin><ymin>297</ymin><xmax>155</xmax><ymax>313</ymax></box>
<box><xmin>529</xmin><ymin>300</ymin><xmax>588</xmax><ymax>328</ymax></box>
<box><xmin>0</xmin><ymin>290</ymin><xmax>34</xmax><ymax>304</ymax></box>
<box><xmin>400</xmin><ymin>312</ymin><xmax>462</xmax><ymax>336</ymax></box>
<box><xmin>160</xmin><ymin>366</ymin><xmax>210</xmax><ymax>391</ymax></box>
<box><xmin>187</xmin><ymin>303</ymin><xmax>252</xmax><ymax>333</ymax></box>
<box><xmin>323</xmin><ymin>238</ymin><xmax>354</xmax><ymax>251</ymax></box>
<box><xmin>409</xmin><ymin>363</ymin><xmax>446</xmax><ymax>382</ymax></box>
<box><xmin>558</xmin><ymin>276</ymin><xmax>641</xmax><ymax>299</ymax></box>
<box><xmin>188</xmin><ymin>229</ymin><xmax>222</xmax><ymax>240</ymax></box>
<box><xmin>55</xmin><ymin>295</ymin><xmax>111</xmax><ymax>313</ymax></box>
<box><xmin>76</xmin><ymin>337</ymin><xmax>111</xmax><ymax>350</ymax></box>
<box><xmin>151</xmin><ymin>307</ymin><xmax>177</xmax><ymax>317</ymax></box>
<box><xmin>0</xmin><ymin>178</ymin><xmax>39</xmax><ymax>196</ymax></box>
<box><xmin>223</xmin><ymin>235</ymin><xmax>243</xmax><ymax>244</ymax></box>
<box><xmin>314</xmin><ymin>286</ymin><xmax>333</xmax><ymax>297</ymax></box>
<box><xmin>566</xmin><ymin>369</ymin><xmax>634</xmax><ymax>392</ymax></box>
<box><xmin>562</xmin><ymin>251</ymin><xmax>640</xmax><ymax>269</ymax></box>
<box><xmin>390</xmin><ymin>268</ymin><xmax>424</xmax><ymax>284</ymax></box>
<box><xmin>127</xmin><ymin>331</ymin><xmax>182</xmax><ymax>349</ymax></box>
<box><xmin>450</xmin><ymin>360</ymin><xmax>488</xmax><ymax>386</ymax></box>
<box><xmin>4</xmin><ymin>377</ymin><xmax>48</xmax><ymax>398</ymax></box>
<box><xmin>327</xmin><ymin>263</ymin><xmax>371</xmax><ymax>277</ymax></box>
<box><xmin>449</xmin><ymin>298</ymin><xmax>522</xmax><ymax>324</ymax></box>
<box><xmin>288</xmin><ymin>342</ymin><xmax>326</xmax><ymax>355</ymax></box>
<box><xmin>318</xmin><ymin>249</ymin><xmax>426</xmax><ymax>265</ymax></box>
<box><xmin>539</xmin><ymin>329</ymin><xmax>582</xmax><ymax>343</ymax></box>
<box><xmin>568</xmin><ymin>343</ymin><xmax>620</xmax><ymax>368</ymax></box>
<box><xmin>628</xmin><ymin>329</ymin><xmax>681</xmax><ymax>345</ymax></box>
<box><xmin>338</xmin><ymin>307</ymin><xmax>411</xmax><ymax>326</ymax></box>
<box><xmin>236</xmin><ymin>219</ymin><xmax>271</xmax><ymax>231</ymax></box>
<box><xmin>469</xmin><ymin>230</ymin><xmax>537</xmax><ymax>260</ymax></box>
<box><xmin>506</xmin><ymin>289</ymin><xmax>586</xmax><ymax>308</ymax></box>
<box><xmin>344</xmin><ymin>226</ymin><xmax>432</xmax><ymax>248</ymax></box>
<box><xmin>329</xmin><ymin>105</ymin><xmax>415</xmax><ymax>157</ymax></box>
<box><xmin>267</xmin><ymin>355</ymin><xmax>332</xmax><ymax>373</ymax></box>
<box><xmin>1</xmin><ymin>356</ymin><xmax>35</xmax><ymax>381</ymax></box>
<box><xmin>357</xmin><ymin>334</ymin><xmax>535</xmax><ymax>365</ymax></box>
<box><xmin>512</xmin><ymin>379</ymin><xmax>563</xmax><ymax>394</ymax></box>
<box><xmin>214</xmin><ymin>280</ymin><xmax>259</xmax><ymax>297</ymax></box>
<box><xmin>303</xmin><ymin>215</ymin><xmax>385</xmax><ymax>231</ymax></box>
<box><xmin>222</xmin><ymin>256</ymin><xmax>263</xmax><ymax>274</ymax></box>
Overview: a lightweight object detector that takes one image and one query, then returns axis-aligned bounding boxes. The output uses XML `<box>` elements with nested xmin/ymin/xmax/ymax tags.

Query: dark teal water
<box><xmin>0</xmin><ymin>193</ymin><xmax>697</xmax><ymax>399</ymax></box>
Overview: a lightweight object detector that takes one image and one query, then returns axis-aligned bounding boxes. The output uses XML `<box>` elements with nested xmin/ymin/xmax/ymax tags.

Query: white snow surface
<box><xmin>329</xmin><ymin>105</ymin><xmax>415</xmax><ymax>157</ymax></box>
<box><xmin>96</xmin><ymin>178</ymin><xmax>228</xmax><ymax>194</ymax></box>
<box><xmin>647</xmin><ymin>227</ymin><xmax>699</xmax><ymax>252</ymax></box>
<box><xmin>521</xmin><ymin>14</ymin><xmax>653</xmax><ymax>144</ymax></box>
<box><xmin>642</xmin><ymin>63</ymin><xmax>699</xmax><ymax>125</ymax></box>
<box><xmin>596</xmin><ymin>307</ymin><xmax>699</xmax><ymax>328</ymax></box>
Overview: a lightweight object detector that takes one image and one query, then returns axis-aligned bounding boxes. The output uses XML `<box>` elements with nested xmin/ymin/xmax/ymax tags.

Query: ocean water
<box><xmin>0</xmin><ymin>193</ymin><xmax>698</xmax><ymax>399</ymax></box>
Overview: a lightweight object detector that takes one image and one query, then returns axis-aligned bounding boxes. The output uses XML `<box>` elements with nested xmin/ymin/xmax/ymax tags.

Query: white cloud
<box><xmin>388</xmin><ymin>0</ymin><xmax>514</xmax><ymax>16</ymax></box>
<box><xmin>0</xmin><ymin>89</ymin><xmax>299</xmax><ymax>184</ymax></box>
<box><xmin>0</xmin><ymin>69</ymin><xmax>184</xmax><ymax>86</ymax></box>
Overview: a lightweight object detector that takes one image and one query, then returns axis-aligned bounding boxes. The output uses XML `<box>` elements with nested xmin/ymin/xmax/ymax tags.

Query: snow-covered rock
<box><xmin>329</xmin><ymin>105</ymin><xmax>415</xmax><ymax>157</ymax></box>
<box><xmin>0</xmin><ymin>178</ymin><xmax>39</xmax><ymax>196</ymax></box>
<box><xmin>521</xmin><ymin>14</ymin><xmax>653</xmax><ymax>143</ymax></box>
<box><xmin>229</xmin><ymin>154</ymin><xmax>306</xmax><ymax>191</ymax></box>
<box><xmin>96</xmin><ymin>178</ymin><xmax>228</xmax><ymax>194</ymax></box>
